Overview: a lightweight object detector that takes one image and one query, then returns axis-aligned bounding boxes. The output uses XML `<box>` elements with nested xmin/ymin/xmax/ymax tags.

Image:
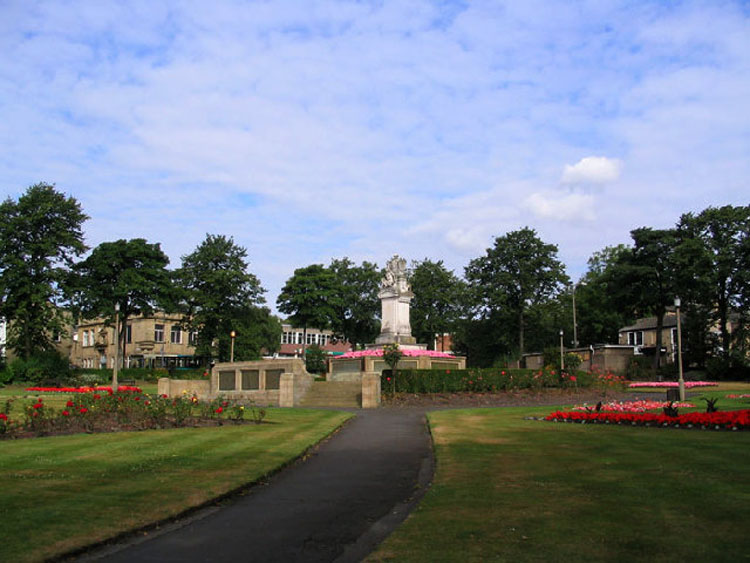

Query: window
<box><xmin>295</xmin><ymin>332</ymin><xmax>302</xmax><ymax>344</ymax></box>
<box><xmin>306</xmin><ymin>332</ymin><xmax>314</xmax><ymax>345</ymax></box>
<box><xmin>628</xmin><ymin>331</ymin><xmax>643</xmax><ymax>346</ymax></box>
<box><xmin>82</xmin><ymin>330</ymin><xmax>89</xmax><ymax>347</ymax></box>
<box><xmin>190</xmin><ymin>331</ymin><xmax>199</xmax><ymax>345</ymax></box>
<box><xmin>170</xmin><ymin>325</ymin><xmax>182</xmax><ymax>344</ymax></box>
<box><xmin>282</xmin><ymin>332</ymin><xmax>290</xmax><ymax>344</ymax></box>
<box><xmin>126</xmin><ymin>324</ymin><xmax>132</xmax><ymax>344</ymax></box>
<box><xmin>89</xmin><ymin>330</ymin><xmax>94</xmax><ymax>346</ymax></box>
<box><xmin>319</xmin><ymin>334</ymin><xmax>327</xmax><ymax>346</ymax></box>
<box><xmin>154</xmin><ymin>324</ymin><xmax>164</xmax><ymax>342</ymax></box>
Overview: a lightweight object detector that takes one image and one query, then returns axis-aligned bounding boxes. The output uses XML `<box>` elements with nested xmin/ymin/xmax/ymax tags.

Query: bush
<box><xmin>6</xmin><ymin>351</ymin><xmax>71</xmax><ymax>384</ymax></box>
<box><xmin>304</xmin><ymin>345</ymin><xmax>326</xmax><ymax>375</ymax></box>
<box><xmin>380</xmin><ymin>367</ymin><xmax>592</xmax><ymax>394</ymax></box>
<box><xmin>705</xmin><ymin>353</ymin><xmax>750</xmax><ymax>381</ymax></box>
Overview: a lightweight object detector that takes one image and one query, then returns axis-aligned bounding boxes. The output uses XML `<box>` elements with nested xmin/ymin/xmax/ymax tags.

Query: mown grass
<box><xmin>0</xmin><ymin>408</ymin><xmax>351</xmax><ymax>562</ymax></box>
<box><xmin>371</xmin><ymin>405</ymin><xmax>750</xmax><ymax>562</ymax></box>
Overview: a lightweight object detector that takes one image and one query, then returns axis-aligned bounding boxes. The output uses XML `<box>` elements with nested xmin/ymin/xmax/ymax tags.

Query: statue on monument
<box><xmin>374</xmin><ymin>254</ymin><xmax>420</xmax><ymax>347</ymax></box>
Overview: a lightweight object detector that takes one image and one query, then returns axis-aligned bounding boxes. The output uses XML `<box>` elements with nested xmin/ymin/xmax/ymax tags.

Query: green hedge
<box><xmin>381</xmin><ymin>367</ymin><xmax>595</xmax><ymax>394</ymax></box>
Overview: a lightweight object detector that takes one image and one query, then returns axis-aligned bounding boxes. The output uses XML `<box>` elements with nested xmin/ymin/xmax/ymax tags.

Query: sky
<box><xmin>1</xmin><ymin>0</ymin><xmax>749</xmax><ymax>311</ymax></box>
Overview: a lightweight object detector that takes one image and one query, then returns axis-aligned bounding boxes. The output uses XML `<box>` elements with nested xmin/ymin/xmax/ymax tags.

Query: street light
<box><xmin>112</xmin><ymin>302</ymin><xmax>120</xmax><ymax>392</ymax></box>
<box><xmin>230</xmin><ymin>330</ymin><xmax>236</xmax><ymax>363</ymax></box>
<box><xmin>559</xmin><ymin>329</ymin><xmax>565</xmax><ymax>372</ymax></box>
<box><xmin>675</xmin><ymin>297</ymin><xmax>685</xmax><ymax>401</ymax></box>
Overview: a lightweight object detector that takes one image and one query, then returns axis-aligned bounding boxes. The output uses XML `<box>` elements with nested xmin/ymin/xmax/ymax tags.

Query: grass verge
<box><xmin>0</xmin><ymin>408</ymin><xmax>351</xmax><ymax>562</ymax></box>
<box><xmin>370</xmin><ymin>405</ymin><xmax>750</xmax><ymax>562</ymax></box>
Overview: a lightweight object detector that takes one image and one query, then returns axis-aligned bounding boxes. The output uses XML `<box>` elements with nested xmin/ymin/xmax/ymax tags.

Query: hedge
<box><xmin>380</xmin><ymin>367</ymin><xmax>594</xmax><ymax>394</ymax></box>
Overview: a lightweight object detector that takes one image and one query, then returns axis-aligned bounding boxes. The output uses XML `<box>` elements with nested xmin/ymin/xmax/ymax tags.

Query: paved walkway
<box><xmin>79</xmin><ymin>409</ymin><xmax>432</xmax><ymax>563</ymax></box>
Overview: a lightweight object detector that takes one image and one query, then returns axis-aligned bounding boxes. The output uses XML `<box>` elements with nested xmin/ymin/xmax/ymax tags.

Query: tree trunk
<box><xmin>653</xmin><ymin>309</ymin><xmax>664</xmax><ymax>370</ymax></box>
<box><xmin>518</xmin><ymin>309</ymin><xmax>525</xmax><ymax>359</ymax></box>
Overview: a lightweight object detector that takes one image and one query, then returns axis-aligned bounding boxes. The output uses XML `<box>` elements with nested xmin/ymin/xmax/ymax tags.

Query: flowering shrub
<box><xmin>573</xmin><ymin>400</ymin><xmax>694</xmax><ymax>413</ymax></box>
<box><xmin>628</xmin><ymin>381</ymin><xmax>717</xmax><ymax>389</ymax></box>
<box><xmin>2</xmin><ymin>391</ymin><xmax>265</xmax><ymax>439</ymax></box>
<box><xmin>25</xmin><ymin>385</ymin><xmax>142</xmax><ymax>393</ymax></box>
<box><xmin>545</xmin><ymin>408</ymin><xmax>750</xmax><ymax>430</ymax></box>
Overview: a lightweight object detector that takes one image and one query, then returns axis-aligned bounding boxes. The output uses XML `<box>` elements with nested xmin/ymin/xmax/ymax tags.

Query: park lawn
<box><xmin>0</xmin><ymin>409</ymin><xmax>351</xmax><ymax>563</ymax></box>
<box><xmin>370</xmin><ymin>406</ymin><xmax>750</xmax><ymax>562</ymax></box>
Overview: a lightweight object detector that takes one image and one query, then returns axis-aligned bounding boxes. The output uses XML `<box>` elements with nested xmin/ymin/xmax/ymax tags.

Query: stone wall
<box><xmin>157</xmin><ymin>378</ymin><xmax>211</xmax><ymax>399</ymax></box>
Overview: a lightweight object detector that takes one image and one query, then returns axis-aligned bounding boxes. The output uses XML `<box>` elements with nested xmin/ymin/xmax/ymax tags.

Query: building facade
<box><xmin>278</xmin><ymin>324</ymin><xmax>351</xmax><ymax>358</ymax></box>
<box><xmin>70</xmin><ymin>313</ymin><xmax>199</xmax><ymax>369</ymax></box>
<box><xmin>618</xmin><ymin>313</ymin><xmax>680</xmax><ymax>364</ymax></box>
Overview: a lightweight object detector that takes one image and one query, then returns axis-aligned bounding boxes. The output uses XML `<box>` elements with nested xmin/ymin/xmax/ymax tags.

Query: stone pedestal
<box><xmin>375</xmin><ymin>287</ymin><xmax>417</xmax><ymax>345</ymax></box>
<box><xmin>361</xmin><ymin>372</ymin><xmax>381</xmax><ymax>408</ymax></box>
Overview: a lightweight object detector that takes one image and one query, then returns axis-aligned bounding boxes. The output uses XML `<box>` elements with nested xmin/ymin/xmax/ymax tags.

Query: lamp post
<box><xmin>675</xmin><ymin>297</ymin><xmax>685</xmax><ymax>401</ymax></box>
<box><xmin>559</xmin><ymin>329</ymin><xmax>565</xmax><ymax>372</ymax></box>
<box><xmin>230</xmin><ymin>330</ymin><xmax>236</xmax><ymax>363</ymax></box>
<box><xmin>112</xmin><ymin>302</ymin><xmax>120</xmax><ymax>392</ymax></box>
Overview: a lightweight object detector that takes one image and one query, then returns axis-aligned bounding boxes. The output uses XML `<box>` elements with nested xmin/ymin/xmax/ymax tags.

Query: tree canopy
<box><xmin>277</xmin><ymin>264</ymin><xmax>339</xmax><ymax>355</ymax></box>
<box><xmin>464</xmin><ymin>227</ymin><xmax>569</xmax><ymax>361</ymax></box>
<box><xmin>328</xmin><ymin>258</ymin><xmax>380</xmax><ymax>348</ymax></box>
<box><xmin>0</xmin><ymin>183</ymin><xmax>88</xmax><ymax>358</ymax></box>
<box><xmin>175</xmin><ymin>234</ymin><xmax>266</xmax><ymax>361</ymax></box>
<box><xmin>409</xmin><ymin>259</ymin><xmax>465</xmax><ymax>351</ymax></box>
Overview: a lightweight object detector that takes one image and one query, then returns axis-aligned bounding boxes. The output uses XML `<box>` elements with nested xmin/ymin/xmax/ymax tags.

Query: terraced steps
<box><xmin>299</xmin><ymin>381</ymin><xmax>361</xmax><ymax>408</ymax></box>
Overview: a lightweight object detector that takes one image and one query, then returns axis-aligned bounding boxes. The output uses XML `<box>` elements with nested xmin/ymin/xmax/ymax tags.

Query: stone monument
<box><xmin>373</xmin><ymin>255</ymin><xmax>422</xmax><ymax>348</ymax></box>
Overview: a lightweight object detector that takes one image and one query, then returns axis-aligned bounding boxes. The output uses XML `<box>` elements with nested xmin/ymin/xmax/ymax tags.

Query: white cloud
<box><xmin>561</xmin><ymin>157</ymin><xmax>623</xmax><ymax>185</ymax></box>
<box><xmin>523</xmin><ymin>192</ymin><xmax>596</xmax><ymax>222</ymax></box>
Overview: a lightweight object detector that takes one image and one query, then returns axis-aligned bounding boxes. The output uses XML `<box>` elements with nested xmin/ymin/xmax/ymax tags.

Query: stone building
<box><xmin>70</xmin><ymin>313</ymin><xmax>199</xmax><ymax>369</ymax></box>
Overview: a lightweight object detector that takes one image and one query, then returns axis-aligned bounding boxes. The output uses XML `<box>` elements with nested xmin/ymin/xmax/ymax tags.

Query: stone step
<box><xmin>299</xmin><ymin>381</ymin><xmax>361</xmax><ymax>408</ymax></box>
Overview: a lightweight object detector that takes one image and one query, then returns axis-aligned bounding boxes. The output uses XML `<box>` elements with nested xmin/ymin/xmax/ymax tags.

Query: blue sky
<box><xmin>1</xmin><ymin>1</ymin><xmax>748</xmax><ymax>309</ymax></box>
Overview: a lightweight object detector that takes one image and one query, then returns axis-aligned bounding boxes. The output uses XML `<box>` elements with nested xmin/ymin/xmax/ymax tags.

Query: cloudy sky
<box><xmin>1</xmin><ymin>1</ymin><xmax>748</xmax><ymax>309</ymax></box>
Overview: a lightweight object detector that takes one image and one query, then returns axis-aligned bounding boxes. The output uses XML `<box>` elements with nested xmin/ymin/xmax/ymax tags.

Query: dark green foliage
<box><xmin>703</xmin><ymin>397</ymin><xmax>719</xmax><ymax>413</ymax></box>
<box><xmin>663</xmin><ymin>401</ymin><xmax>679</xmax><ymax>417</ymax></box>
<box><xmin>6</xmin><ymin>350</ymin><xmax>71</xmax><ymax>384</ymax></box>
<box><xmin>0</xmin><ymin>183</ymin><xmax>88</xmax><ymax>359</ymax></box>
<box><xmin>304</xmin><ymin>344</ymin><xmax>327</xmax><ymax>374</ymax></box>
<box><xmin>175</xmin><ymin>234</ymin><xmax>267</xmax><ymax>361</ymax></box>
<box><xmin>277</xmin><ymin>264</ymin><xmax>339</xmax><ymax>354</ymax></box>
<box><xmin>328</xmin><ymin>258</ymin><xmax>380</xmax><ymax>347</ymax></box>
<box><xmin>409</xmin><ymin>259</ymin><xmax>466</xmax><ymax>350</ymax></box>
<box><xmin>72</xmin><ymin>238</ymin><xmax>174</xmax><ymax>364</ymax></box>
<box><xmin>465</xmin><ymin>227</ymin><xmax>569</xmax><ymax>361</ymax></box>
<box><xmin>381</xmin><ymin>367</ymin><xmax>590</xmax><ymax>394</ymax></box>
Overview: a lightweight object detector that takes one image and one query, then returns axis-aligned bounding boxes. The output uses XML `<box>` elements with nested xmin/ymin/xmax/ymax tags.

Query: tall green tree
<box><xmin>608</xmin><ymin>228</ymin><xmax>678</xmax><ymax>369</ymax></box>
<box><xmin>465</xmin><ymin>227</ymin><xmax>569</xmax><ymax>361</ymax></box>
<box><xmin>0</xmin><ymin>183</ymin><xmax>88</xmax><ymax>359</ymax></box>
<box><xmin>175</xmin><ymin>234</ymin><xmax>266</xmax><ymax>362</ymax></box>
<box><xmin>328</xmin><ymin>258</ymin><xmax>380</xmax><ymax>348</ymax></box>
<box><xmin>678</xmin><ymin>205</ymin><xmax>750</xmax><ymax>358</ymax></box>
<box><xmin>72</xmin><ymin>238</ymin><xmax>174</xmax><ymax>364</ymax></box>
<box><xmin>409</xmin><ymin>259</ymin><xmax>465</xmax><ymax>350</ymax></box>
<box><xmin>277</xmin><ymin>264</ymin><xmax>339</xmax><ymax>356</ymax></box>
<box><xmin>216</xmin><ymin>306</ymin><xmax>281</xmax><ymax>362</ymax></box>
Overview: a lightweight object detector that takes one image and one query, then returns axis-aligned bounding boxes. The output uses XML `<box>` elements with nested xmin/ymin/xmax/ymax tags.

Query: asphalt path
<box><xmin>77</xmin><ymin>408</ymin><xmax>432</xmax><ymax>563</ymax></box>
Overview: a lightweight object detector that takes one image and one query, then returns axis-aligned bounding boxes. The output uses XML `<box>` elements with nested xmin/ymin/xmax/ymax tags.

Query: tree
<box><xmin>218</xmin><ymin>306</ymin><xmax>281</xmax><ymax>362</ymax></box>
<box><xmin>328</xmin><ymin>258</ymin><xmax>380</xmax><ymax>348</ymax></box>
<box><xmin>175</xmin><ymin>234</ymin><xmax>266</xmax><ymax>362</ymax></box>
<box><xmin>72</xmin><ymin>239</ymin><xmax>174</xmax><ymax>365</ymax></box>
<box><xmin>408</xmin><ymin>259</ymin><xmax>465</xmax><ymax>350</ymax></box>
<box><xmin>465</xmin><ymin>227</ymin><xmax>569</xmax><ymax>361</ymax></box>
<box><xmin>678</xmin><ymin>206</ymin><xmax>750</xmax><ymax>358</ymax></box>
<box><xmin>0</xmin><ymin>183</ymin><xmax>88</xmax><ymax>359</ymax></box>
<box><xmin>608</xmin><ymin>228</ymin><xmax>678</xmax><ymax>369</ymax></box>
<box><xmin>276</xmin><ymin>264</ymin><xmax>339</xmax><ymax>356</ymax></box>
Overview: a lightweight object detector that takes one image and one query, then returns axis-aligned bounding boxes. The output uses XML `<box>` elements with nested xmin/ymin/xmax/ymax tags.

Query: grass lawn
<box><xmin>0</xmin><ymin>408</ymin><xmax>351</xmax><ymax>563</ymax></box>
<box><xmin>370</xmin><ymin>405</ymin><xmax>750</xmax><ymax>562</ymax></box>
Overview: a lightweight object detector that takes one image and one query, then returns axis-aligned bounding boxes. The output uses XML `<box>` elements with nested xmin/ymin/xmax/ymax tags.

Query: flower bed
<box><xmin>727</xmin><ymin>394</ymin><xmax>750</xmax><ymax>399</ymax></box>
<box><xmin>339</xmin><ymin>349</ymin><xmax>456</xmax><ymax>358</ymax></box>
<box><xmin>25</xmin><ymin>385</ymin><xmax>142</xmax><ymax>393</ymax></box>
<box><xmin>545</xmin><ymin>408</ymin><xmax>750</xmax><ymax>430</ymax></box>
<box><xmin>628</xmin><ymin>381</ymin><xmax>717</xmax><ymax>389</ymax></box>
<box><xmin>573</xmin><ymin>400</ymin><xmax>694</xmax><ymax>413</ymax></box>
<box><xmin>1</xmin><ymin>390</ymin><xmax>264</xmax><ymax>439</ymax></box>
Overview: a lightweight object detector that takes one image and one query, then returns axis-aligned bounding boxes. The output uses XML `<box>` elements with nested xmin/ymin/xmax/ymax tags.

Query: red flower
<box><xmin>93</xmin><ymin>394</ymin><xmax>101</xmax><ymax>400</ymax></box>
<box><xmin>446</xmin><ymin>370</ymin><xmax>451</xmax><ymax>374</ymax></box>
<box><xmin>501</xmin><ymin>371</ymin><xmax>506</xmax><ymax>376</ymax></box>
<box><xmin>386</xmin><ymin>377</ymin><xmax>391</xmax><ymax>381</ymax></box>
<box><xmin>0</xmin><ymin>413</ymin><xmax>8</xmax><ymax>421</ymax></box>
<box><xmin>134</xmin><ymin>396</ymin><xmax>140</xmax><ymax>401</ymax></box>
<box><xmin>32</xmin><ymin>403</ymin><xmax>43</xmax><ymax>409</ymax></box>
<box><xmin>570</xmin><ymin>375</ymin><xmax>577</xmax><ymax>382</ymax></box>
<box><xmin>62</xmin><ymin>410</ymin><xmax>70</xmax><ymax>417</ymax></box>
<box><xmin>66</xmin><ymin>400</ymin><xmax>74</xmax><ymax>407</ymax></box>
<box><xmin>215</xmin><ymin>407</ymin><xmax>223</xmax><ymax>414</ymax></box>
<box><xmin>79</xmin><ymin>407</ymin><xmax>88</xmax><ymax>414</ymax></box>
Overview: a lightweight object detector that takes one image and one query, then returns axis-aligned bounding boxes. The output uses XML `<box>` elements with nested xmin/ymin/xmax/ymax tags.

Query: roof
<box><xmin>619</xmin><ymin>313</ymin><xmax>678</xmax><ymax>333</ymax></box>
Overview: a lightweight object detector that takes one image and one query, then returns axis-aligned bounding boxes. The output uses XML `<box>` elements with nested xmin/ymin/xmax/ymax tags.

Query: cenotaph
<box><xmin>372</xmin><ymin>254</ymin><xmax>423</xmax><ymax>349</ymax></box>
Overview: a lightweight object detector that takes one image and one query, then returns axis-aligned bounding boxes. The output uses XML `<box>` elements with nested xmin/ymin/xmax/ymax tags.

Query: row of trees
<box><xmin>0</xmin><ymin>183</ymin><xmax>280</xmax><ymax>364</ymax></box>
<box><xmin>2</xmin><ymin>183</ymin><xmax>748</xmax><ymax>374</ymax></box>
